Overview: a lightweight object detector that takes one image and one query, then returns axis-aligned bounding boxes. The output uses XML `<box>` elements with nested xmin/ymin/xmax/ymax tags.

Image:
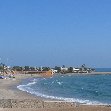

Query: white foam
<box><xmin>17</xmin><ymin>79</ymin><xmax>37</xmax><ymax>91</ymax></box>
<box><xmin>27</xmin><ymin>81</ymin><xmax>36</xmax><ymax>86</ymax></box>
<box><xmin>17</xmin><ymin>78</ymin><xmax>109</xmax><ymax>106</ymax></box>
<box><xmin>57</xmin><ymin>81</ymin><xmax>63</xmax><ymax>85</ymax></box>
<box><xmin>17</xmin><ymin>84</ymin><xmax>107</xmax><ymax>105</ymax></box>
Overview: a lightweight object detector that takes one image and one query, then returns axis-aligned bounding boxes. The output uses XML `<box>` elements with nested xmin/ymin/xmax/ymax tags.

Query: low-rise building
<box><xmin>60</xmin><ymin>67</ymin><xmax>68</xmax><ymax>71</ymax></box>
<box><xmin>73</xmin><ymin>68</ymin><xmax>80</xmax><ymax>73</ymax></box>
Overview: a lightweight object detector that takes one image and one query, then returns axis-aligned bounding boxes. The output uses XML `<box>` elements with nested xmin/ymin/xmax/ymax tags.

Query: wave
<box><xmin>17</xmin><ymin>80</ymin><xmax>108</xmax><ymax>105</ymax></box>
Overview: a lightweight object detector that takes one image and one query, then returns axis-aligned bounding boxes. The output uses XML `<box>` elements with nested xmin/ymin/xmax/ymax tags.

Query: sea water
<box><xmin>17</xmin><ymin>74</ymin><xmax>111</xmax><ymax>105</ymax></box>
<box><xmin>96</xmin><ymin>68</ymin><xmax>111</xmax><ymax>72</ymax></box>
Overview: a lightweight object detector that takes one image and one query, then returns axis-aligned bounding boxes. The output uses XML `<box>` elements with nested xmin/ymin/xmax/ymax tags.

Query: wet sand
<box><xmin>0</xmin><ymin>74</ymin><xmax>111</xmax><ymax>111</ymax></box>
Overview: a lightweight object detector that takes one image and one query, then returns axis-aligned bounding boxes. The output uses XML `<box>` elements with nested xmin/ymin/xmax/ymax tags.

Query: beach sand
<box><xmin>0</xmin><ymin>74</ymin><xmax>111</xmax><ymax>111</ymax></box>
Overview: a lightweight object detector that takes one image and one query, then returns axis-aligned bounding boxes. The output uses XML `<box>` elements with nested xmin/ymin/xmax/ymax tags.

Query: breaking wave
<box><xmin>17</xmin><ymin>74</ymin><xmax>111</xmax><ymax>105</ymax></box>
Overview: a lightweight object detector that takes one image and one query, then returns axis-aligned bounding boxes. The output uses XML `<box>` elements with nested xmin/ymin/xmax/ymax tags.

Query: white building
<box><xmin>73</xmin><ymin>68</ymin><xmax>80</xmax><ymax>72</ymax></box>
<box><xmin>60</xmin><ymin>67</ymin><xmax>68</xmax><ymax>71</ymax></box>
<box><xmin>51</xmin><ymin>69</ymin><xmax>58</xmax><ymax>73</ymax></box>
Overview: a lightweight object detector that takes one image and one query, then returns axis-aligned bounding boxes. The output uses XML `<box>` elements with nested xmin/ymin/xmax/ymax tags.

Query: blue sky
<box><xmin>0</xmin><ymin>0</ymin><xmax>111</xmax><ymax>67</ymax></box>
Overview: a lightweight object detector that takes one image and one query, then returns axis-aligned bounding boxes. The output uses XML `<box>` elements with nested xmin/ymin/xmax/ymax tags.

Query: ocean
<box><xmin>17</xmin><ymin>72</ymin><xmax>111</xmax><ymax>105</ymax></box>
<box><xmin>95</xmin><ymin>68</ymin><xmax>111</xmax><ymax>72</ymax></box>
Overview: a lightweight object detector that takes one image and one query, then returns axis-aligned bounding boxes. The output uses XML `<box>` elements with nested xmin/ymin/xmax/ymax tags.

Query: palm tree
<box><xmin>0</xmin><ymin>63</ymin><xmax>5</xmax><ymax>75</ymax></box>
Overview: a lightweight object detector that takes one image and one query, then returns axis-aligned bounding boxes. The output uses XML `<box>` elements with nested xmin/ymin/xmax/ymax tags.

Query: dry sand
<box><xmin>0</xmin><ymin>74</ymin><xmax>41</xmax><ymax>99</ymax></box>
<box><xmin>0</xmin><ymin>74</ymin><xmax>111</xmax><ymax>111</ymax></box>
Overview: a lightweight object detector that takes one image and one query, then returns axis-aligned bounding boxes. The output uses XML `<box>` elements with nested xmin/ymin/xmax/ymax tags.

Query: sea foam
<box><xmin>17</xmin><ymin>78</ymin><xmax>108</xmax><ymax>105</ymax></box>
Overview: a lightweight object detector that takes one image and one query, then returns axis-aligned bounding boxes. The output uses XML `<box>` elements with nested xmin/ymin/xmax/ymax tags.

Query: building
<box><xmin>60</xmin><ymin>67</ymin><xmax>68</xmax><ymax>72</ymax></box>
<box><xmin>73</xmin><ymin>68</ymin><xmax>80</xmax><ymax>73</ymax></box>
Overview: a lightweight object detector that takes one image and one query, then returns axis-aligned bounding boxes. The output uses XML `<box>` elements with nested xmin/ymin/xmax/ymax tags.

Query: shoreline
<box><xmin>0</xmin><ymin>73</ymin><xmax>111</xmax><ymax>110</ymax></box>
<box><xmin>16</xmin><ymin>73</ymin><xmax>111</xmax><ymax>105</ymax></box>
<box><xmin>0</xmin><ymin>74</ymin><xmax>42</xmax><ymax>99</ymax></box>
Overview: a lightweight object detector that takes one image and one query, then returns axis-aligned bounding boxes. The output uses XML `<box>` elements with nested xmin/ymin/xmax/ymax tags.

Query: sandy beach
<box><xmin>0</xmin><ymin>74</ymin><xmax>111</xmax><ymax>111</ymax></box>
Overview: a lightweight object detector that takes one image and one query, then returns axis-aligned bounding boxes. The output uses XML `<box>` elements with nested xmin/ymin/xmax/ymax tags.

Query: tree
<box><xmin>24</xmin><ymin>66</ymin><xmax>30</xmax><ymax>71</ymax></box>
<box><xmin>0</xmin><ymin>63</ymin><xmax>5</xmax><ymax>73</ymax></box>
<box><xmin>68</xmin><ymin>67</ymin><xmax>73</xmax><ymax>73</ymax></box>
<box><xmin>42</xmin><ymin>67</ymin><xmax>50</xmax><ymax>71</ymax></box>
<box><xmin>12</xmin><ymin>66</ymin><xmax>23</xmax><ymax>71</ymax></box>
<box><xmin>62</xmin><ymin>65</ymin><xmax>65</xmax><ymax>68</ymax></box>
<box><xmin>54</xmin><ymin>66</ymin><xmax>61</xmax><ymax>73</ymax></box>
<box><xmin>0</xmin><ymin>66</ymin><xmax>3</xmax><ymax>70</ymax></box>
<box><xmin>30</xmin><ymin>67</ymin><xmax>35</xmax><ymax>71</ymax></box>
<box><xmin>38</xmin><ymin>67</ymin><xmax>42</xmax><ymax>71</ymax></box>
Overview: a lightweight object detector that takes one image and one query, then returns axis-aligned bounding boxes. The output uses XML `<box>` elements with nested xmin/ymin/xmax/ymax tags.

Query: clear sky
<box><xmin>0</xmin><ymin>0</ymin><xmax>111</xmax><ymax>67</ymax></box>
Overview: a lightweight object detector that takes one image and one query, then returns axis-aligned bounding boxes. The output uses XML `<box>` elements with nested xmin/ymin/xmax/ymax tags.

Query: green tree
<box><xmin>0</xmin><ymin>66</ymin><xmax>3</xmax><ymax>70</ymax></box>
<box><xmin>0</xmin><ymin>63</ymin><xmax>5</xmax><ymax>73</ymax></box>
<box><xmin>24</xmin><ymin>66</ymin><xmax>30</xmax><ymax>71</ymax></box>
<box><xmin>13</xmin><ymin>66</ymin><xmax>23</xmax><ymax>71</ymax></box>
<box><xmin>42</xmin><ymin>67</ymin><xmax>50</xmax><ymax>71</ymax></box>
<box><xmin>68</xmin><ymin>67</ymin><xmax>73</xmax><ymax>73</ymax></box>
<box><xmin>30</xmin><ymin>67</ymin><xmax>35</xmax><ymax>71</ymax></box>
<box><xmin>54</xmin><ymin>66</ymin><xmax>61</xmax><ymax>73</ymax></box>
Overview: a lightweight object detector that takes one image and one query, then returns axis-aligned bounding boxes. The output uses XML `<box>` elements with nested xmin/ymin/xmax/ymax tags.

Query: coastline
<box><xmin>0</xmin><ymin>74</ymin><xmax>42</xmax><ymax>99</ymax></box>
<box><xmin>0</xmin><ymin>73</ymin><xmax>111</xmax><ymax>111</ymax></box>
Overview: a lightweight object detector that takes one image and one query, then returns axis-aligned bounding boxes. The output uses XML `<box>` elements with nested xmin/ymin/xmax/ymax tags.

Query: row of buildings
<box><xmin>0</xmin><ymin>63</ymin><xmax>95</xmax><ymax>76</ymax></box>
<box><xmin>53</xmin><ymin>64</ymin><xmax>95</xmax><ymax>74</ymax></box>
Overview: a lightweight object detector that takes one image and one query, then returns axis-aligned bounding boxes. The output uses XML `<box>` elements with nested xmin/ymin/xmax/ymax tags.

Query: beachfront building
<box><xmin>60</xmin><ymin>66</ymin><xmax>68</xmax><ymax>74</ymax></box>
<box><xmin>51</xmin><ymin>69</ymin><xmax>58</xmax><ymax>73</ymax></box>
<box><xmin>60</xmin><ymin>67</ymin><xmax>68</xmax><ymax>72</ymax></box>
<box><xmin>73</xmin><ymin>68</ymin><xmax>80</xmax><ymax>73</ymax></box>
<box><xmin>59</xmin><ymin>64</ymin><xmax>95</xmax><ymax>74</ymax></box>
